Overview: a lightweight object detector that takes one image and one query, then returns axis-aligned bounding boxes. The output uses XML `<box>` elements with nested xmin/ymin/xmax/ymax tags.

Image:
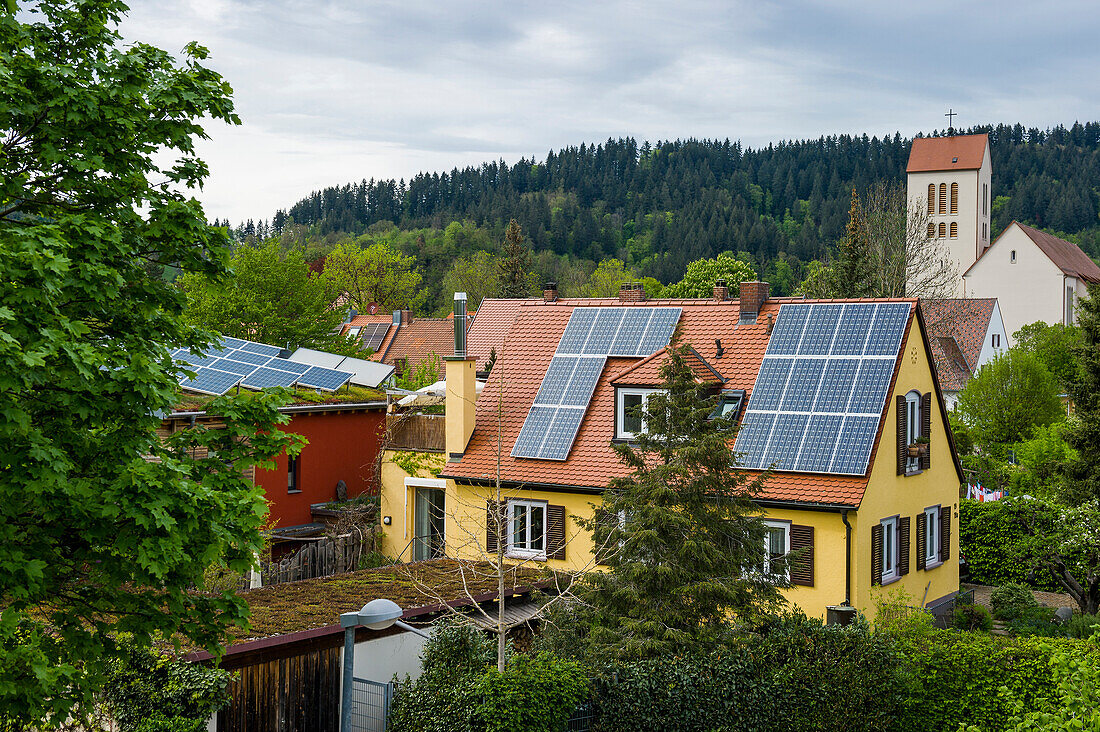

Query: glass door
<box><xmin>412</xmin><ymin>487</ymin><xmax>445</xmax><ymax>561</ymax></box>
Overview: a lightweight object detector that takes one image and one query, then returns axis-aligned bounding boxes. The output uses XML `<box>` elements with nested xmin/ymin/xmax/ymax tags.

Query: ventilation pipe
<box><xmin>454</xmin><ymin>292</ymin><xmax>467</xmax><ymax>358</ymax></box>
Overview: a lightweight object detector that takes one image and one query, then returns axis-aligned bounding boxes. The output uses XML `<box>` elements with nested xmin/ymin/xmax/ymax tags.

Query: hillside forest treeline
<box><xmin>223</xmin><ymin>123</ymin><xmax>1100</xmax><ymax>315</ymax></box>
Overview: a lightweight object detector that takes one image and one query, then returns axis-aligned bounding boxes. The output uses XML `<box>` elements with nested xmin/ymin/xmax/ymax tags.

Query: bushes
<box><xmin>960</xmin><ymin>499</ymin><xmax>1076</xmax><ymax>592</ymax></box>
<box><xmin>1063</xmin><ymin>613</ymin><xmax>1100</xmax><ymax>639</ymax></box>
<box><xmin>953</xmin><ymin>602</ymin><xmax>993</xmax><ymax>632</ymax></box>
<box><xmin>475</xmin><ymin>653</ymin><xmax>587</xmax><ymax>732</ymax></box>
<box><xmin>991</xmin><ymin>583</ymin><xmax>1040</xmax><ymax>620</ymax></box>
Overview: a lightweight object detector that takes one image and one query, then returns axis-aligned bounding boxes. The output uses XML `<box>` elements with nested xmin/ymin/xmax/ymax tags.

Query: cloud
<box><xmin>119</xmin><ymin>0</ymin><xmax>1100</xmax><ymax>223</ymax></box>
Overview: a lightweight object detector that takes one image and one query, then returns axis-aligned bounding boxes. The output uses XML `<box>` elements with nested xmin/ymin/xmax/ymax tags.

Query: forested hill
<box><xmin>258</xmin><ymin>123</ymin><xmax>1100</xmax><ymax>284</ymax></box>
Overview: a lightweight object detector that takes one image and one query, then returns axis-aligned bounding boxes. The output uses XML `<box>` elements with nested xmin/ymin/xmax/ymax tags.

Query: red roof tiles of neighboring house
<box><xmin>610</xmin><ymin>346</ymin><xmax>725</xmax><ymax>386</ymax></box>
<box><xmin>442</xmin><ymin>297</ymin><xmax>921</xmax><ymax>507</ymax></box>
<box><xmin>340</xmin><ymin>314</ymin><xmax>396</xmax><ymax>355</ymax></box>
<box><xmin>466</xmin><ymin>299</ymin><xmax>536</xmax><ymax>372</ymax></box>
<box><xmin>921</xmin><ymin>299</ymin><xmax>996</xmax><ymax>392</ymax></box>
<box><xmin>906</xmin><ymin>133</ymin><xmax>988</xmax><ymax>172</ymax></box>
<box><xmin>380</xmin><ymin>318</ymin><xmax>454</xmax><ymax>372</ymax></box>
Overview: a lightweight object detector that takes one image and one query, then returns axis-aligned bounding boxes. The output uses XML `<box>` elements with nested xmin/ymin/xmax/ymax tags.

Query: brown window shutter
<box><xmin>916</xmin><ymin>513</ymin><xmax>927</xmax><ymax>571</ymax></box>
<box><xmin>789</xmin><ymin>524</ymin><xmax>814</xmax><ymax>587</ymax></box>
<box><xmin>940</xmin><ymin>507</ymin><xmax>951</xmax><ymax>561</ymax></box>
<box><xmin>920</xmin><ymin>392</ymin><xmax>932</xmax><ymax>470</ymax></box>
<box><xmin>547</xmin><ymin>504</ymin><xmax>567</xmax><ymax>561</ymax></box>
<box><xmin>486</xmin><ymin>501</ymin><xmax>504</xmax><ymax>553</ymax></box>
<box><xmin>896</xmin><ymin>395</ymin><xmax>907</xmax><ymax>475</ymax></box>
<box><xmin>898</xmin><ymin>516</ymin><xmax>910</xmax><ymax>576</ymax></box>
<box><xmin>871</xmin><ymin>523</ymin><xmax>884</xmax><ymax>586</ymax></box>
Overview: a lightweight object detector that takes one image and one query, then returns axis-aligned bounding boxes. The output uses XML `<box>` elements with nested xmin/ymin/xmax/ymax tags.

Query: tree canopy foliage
<box><xmin>322</xmin><ymin>236</ymin><xmax>422</xmax><ymax>313</ymax></box>
<box><xmin>1063</xmin><ymin>284</ymin><xmax>1100</xmax><ymax>504</ymax></box>
<box><xmin>1013</xmin><ymin>320</ymin><xmax>1083</xmax><ymax>392</ymax></box>
<box><xmin>0</xmin><ymin>1</ymin><xmax>298</xmax><ymax>723</ymax></box>
<box><xmin>955</xmin><ymin>349</ymin><xmax>1064</xmax><ymax>448</ymax></box>
<box><xmin>662</xmin><ymin>251</ymin><xmax>756</xmax><ymax>298</ymax></box>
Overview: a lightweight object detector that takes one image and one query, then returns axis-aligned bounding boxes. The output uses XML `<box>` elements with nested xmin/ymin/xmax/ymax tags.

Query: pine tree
<box><xmin>1063</xmin><ymin>283</ymin><xmax>1100</xmax><ymax>503</ymax></box>
<box><xmin>836</xmin><ymin>188</ymin><xmax>870</xmax><ymax>297</ymax></box>
<box><xmin>498</xmin><ymin>219</ymin><xmax>533</xmax><ymax>297</ymax></box>
<box><xmin>569</xmin><ymin>346</ymin><xmax>784</xmax><ymax>661</ymax></box>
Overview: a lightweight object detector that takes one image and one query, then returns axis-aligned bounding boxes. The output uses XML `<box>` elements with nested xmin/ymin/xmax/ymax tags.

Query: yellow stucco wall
<box><xmin>379</xmin><ymin>449</ymin><xmax>446</xmax><ymax>562</ymax></box>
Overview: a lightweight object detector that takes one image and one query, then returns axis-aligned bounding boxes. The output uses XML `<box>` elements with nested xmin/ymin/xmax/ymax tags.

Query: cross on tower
<box><xmin>945</xmin><ymin>108</ymin><xmax>957</xmax><ymax>134</ymax></box>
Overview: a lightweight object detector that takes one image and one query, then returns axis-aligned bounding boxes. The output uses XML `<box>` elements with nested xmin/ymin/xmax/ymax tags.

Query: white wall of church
<box><xmin>964</xmin><ymin>225</ymin><xmax>1066</xmax><ymax>338</ymax></box>
<box><xmin>906</xmin><ymin>158</ymin><xmax>991</xmax><ymax>296</ymax></box>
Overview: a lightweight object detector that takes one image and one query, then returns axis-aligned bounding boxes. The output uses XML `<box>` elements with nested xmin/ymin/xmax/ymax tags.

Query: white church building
<box><xmin>906</xmin><ymin>132</ymin><xmax>1100</xmax><ymax>339</ymax></box>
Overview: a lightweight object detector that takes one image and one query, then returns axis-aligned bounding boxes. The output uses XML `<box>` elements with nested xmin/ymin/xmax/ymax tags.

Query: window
<box><xmin>617</xmin><ymin>388</ymin><xmax>660</xmax><ymax>439</ymax></box>
<box><xmin>346</xmin><ymin>326</ymin><xmax>362</xmax><ymax>339</ymax></box>
<box><xmin>881</xmin><ymin>516</ymin><xmax>899</xmax><ymax>582</ymax></box>
<box><xmin>905</xmin><ymin>390</ymin><xmax>921</xmax><ymax>472</ymax></box>
<box><xmin>507</xmin><ymin>499</ymin><xmax>547</xmax><ymax>559</ymax></box>
<box><xmin>983</xmin><ymin>183</ymin><xmax>989</xmax><ymax>215</ymax></box>
<box><xmin>926</xmin><ymin>222</ymin><xmax>935</xmax><ymax>239</ymax></box>
<box><xmin>949</xmin><ymin>221</ymin><xmax>957</xmax><ymax>238</ymax></box>
<box><xmin>938</xmin><ymin>222</ymin><xmax>946</xmax><ymax>239</ymax></box>
<box><xmin>287</xmin><ymin>454</ymin><xmax>300</xmax><ymax>493</ymax></box>
<box><xmin>982</xmin><ymin>222</ymin><xmax>987</xmax><ymax>240</ymax></box>
<box><xmin>763</xmin><ymin>520</ymin><xmax>790</xmax><ymax>580</ymax></box>
<box><xmin>709</xmin><ymin>389</ymin><xmax>745</xmax><ymax>425</ymax></box>
<box><xmin>938</xmin><ymin>183</ymin><xmax>947</xmax><ymax>214</ymax></box>
<box><xmin>924</xmin><ymin>506</ymin><xmax>941</xmax><ymax>566</ymax></box>
<box><xmin>992</xmin><ymin>333</ymin><xmax>1001</xmax><ymax>348</ymax></box>
<box><xmin>1067</xmin><ymin>287</ymin><xmax>1075</xmax><ymax>325</ymax></box>
<box><xmin>949</xmin><ymin>182</ymin><xmax>958</xmax><ymax>214</ymax></box>
<box><xmin>1010</xmin><ymin>249</ymin><xmax>1016</xmax><ymax>264</ymax></box>
<box><xmin>927</xmin><ymin>184</ymin><xmax>935</xmax><ymax>215</ymax></box>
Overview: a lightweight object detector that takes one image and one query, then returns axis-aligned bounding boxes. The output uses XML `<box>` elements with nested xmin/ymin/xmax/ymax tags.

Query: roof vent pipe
<box><xmin>453</xmin><ymin>292</ymin><xmax>467</xmax><ymax>358</ymax></box>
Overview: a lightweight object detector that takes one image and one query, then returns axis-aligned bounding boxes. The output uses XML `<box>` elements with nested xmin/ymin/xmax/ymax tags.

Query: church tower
<box><xmin>906</xmin><ymin>133</ymin><xmax>992</xmax><ymax>295</ymax></box>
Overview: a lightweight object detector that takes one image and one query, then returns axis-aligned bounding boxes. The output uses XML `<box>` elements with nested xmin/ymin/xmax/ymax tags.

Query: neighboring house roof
<box><xmin>995</xmin><ymin>222</ymin><xmax>1100</xmax><ymax>282</ymax></box>
<box><xmin>906</xmin><ymin>133</ymin><xmax>988</xmax><ymax>172</ymax></box>
<box><xmin>921</xmin><ymin>299</ymin><xmax>996</xmax><ymax>392</ymax></box>
<box><xmin>442</xmin><ymin>296</ymin><xmax>938</xmax><ymax>508</ymax></box>
<box><xmin>610</xmin><ymin>346</ymin><xmax>725</xmax><ymax>386</ymax></box>
<box><xmin>340</xmin><ymin>314</ymin><xmax>397</xmax><ymax>355</ymax></box>
<box><xmin>380</xmin><ymin>318</ymin><xmax>454</xmax><ymax>371</ymax></box>
<box><xmin>466</xmin><ymin>298</ymin><xmax>536</xmax><ymax>372</ymax></box>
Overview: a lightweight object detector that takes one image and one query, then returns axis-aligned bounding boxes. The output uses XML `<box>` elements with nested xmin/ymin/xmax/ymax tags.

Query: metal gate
<box><xmin>351</xmin><ymin>677</ymin><xmax>394</xmax><ymax>732</ymax></box>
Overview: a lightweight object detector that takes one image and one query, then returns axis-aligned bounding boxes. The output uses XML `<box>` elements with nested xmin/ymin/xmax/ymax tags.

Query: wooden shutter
<box><xmin>896</xmin><ymin>395</ymin><xmax>907</xmax><ymax>475</ymax></box>
<box><xmin>898</xmin><ymin>516</ymin><xmax>910</xmax><ymax>576</ymax></box>
<box><xmin>916</xmin><ymin>513</ymin><xmax>927</xmax><ymax>571</ymax></box>
<box><xmin>871</xmin><ymin>523</ymin><xmax>884</xmax><ymax>586</ymax></box>
<box><xmin>789</xmin><ymin>524</ymin><xmax>814</xmax><ymax>587</ymax></box>
<box><xmin>940</xmin><ymin>507</ymin><xmax>951</xmax><ymax>562</ymax></box>
<box><xmin>927</xmin><ymin>184</ymin><xmax>935</xmax><ymax>214</ymax></box>
<box><xmin>920</xmin><ymin>392</ymin><xmax>932</xmax><ymax>470</ymax></box>
<box><xmin>486</xmin><ymin>501</ymin><xmax>504</xmax><ymax>553</ymax></box>
<box><xmin>950</xmin><ymin>182</ymin><xmax>959</xmax><ymax>214</ymax></box>
<box><xmin>547</xmin><ymin>504</ymin><xmax>566</xmax><ymax>561</ymax></box>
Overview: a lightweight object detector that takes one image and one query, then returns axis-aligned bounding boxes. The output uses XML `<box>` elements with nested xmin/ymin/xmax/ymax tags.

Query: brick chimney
<box><xmin>618</xmin><ymin>282</ymin><xmax>646</xmax><ymax>302</ymax></box>
<box><xmin>713</xmin><ymin>279</ymin><xmax>729</xmax><ymax>301</ymax></box>
<box><xmin>739</xmin><ymin>281</ymin><xmax>770</xmax><ymax>321</ymax></box>
<box><xmin>543</xmin><ymin>281</ymin><xmax>558</xmax><ymax>302</ymax></box>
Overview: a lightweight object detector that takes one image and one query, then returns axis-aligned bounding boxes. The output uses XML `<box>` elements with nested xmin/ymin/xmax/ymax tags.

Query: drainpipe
<box><xmin>841</xmin><ymin>510</ymin><xmax>852</xmax><ymax>606</ymax></box>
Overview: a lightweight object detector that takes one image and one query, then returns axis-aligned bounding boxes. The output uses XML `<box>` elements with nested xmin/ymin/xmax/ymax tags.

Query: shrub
<box><xmin>953</xmin><ymin>602</ymin><xmax>993</xmax><ymax>632</ymax></box>
<box><xmin>991</xmin><ymin>583</ymin><xmax>1040</xmax><ymax>620</ymax></box>
<box><xmin>1007</xmin><ymin>607</ymin><xmax>1062</xmax><ymax>638</ymax></box>
<box><xmin>474</xmin><ymin>653</ymin><xmax>587</xmax><ymax>732</ymax></box>
<box><xmin>1063</xmin><ymin>613</ymin><xmax>1100</xmax><ymax>639</ymax></box>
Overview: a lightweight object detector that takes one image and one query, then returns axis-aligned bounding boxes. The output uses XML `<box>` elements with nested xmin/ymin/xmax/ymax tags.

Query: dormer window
<box><xmin>616</xmin><ymin>388</ymin><xmax>660</xmax><ymax>439</ymax></box>
<box><xmin>709</xmin><ymin>389</ymin><xmax>745</xmax><ymax>425</ymax></box>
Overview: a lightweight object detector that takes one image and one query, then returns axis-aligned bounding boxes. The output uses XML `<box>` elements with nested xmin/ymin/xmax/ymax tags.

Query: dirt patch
<box><xmin>963</xmin><ymin>582</ymin><xmax>1077</xmax><ymax>610</ymax></box>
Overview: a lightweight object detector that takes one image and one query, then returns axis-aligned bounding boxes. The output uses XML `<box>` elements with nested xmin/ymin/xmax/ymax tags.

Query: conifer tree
<box><xmin>836</xmin><ymin>188</ymin><xmax>871</xmax><ymax>297</ymax></box>
<box><xmin>498</xmin><ymin>219</ymin><xmax>533</xmax><ymax>298</ymax></box>
<box><xmin>1063</xmin><ymin>284</ymin><xmax>1100</xmax><ymax>503</ymax></box>
<box><xmin>569</xmin><ymin>346</ymin><xmax>784</xmax><ymax>661</ymax></box>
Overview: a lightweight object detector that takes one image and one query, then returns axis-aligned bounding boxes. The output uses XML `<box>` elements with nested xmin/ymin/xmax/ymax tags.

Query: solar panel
<box><xmin>288</xmin><ymin>347</ymin><xmax>345</xmax><ymax>369</ymax></box>
<box><xmin>239</xmin><ymin>341</ymin><xmax>282</xmax><ymax>357</ymax></box>
<box><xmin>208</xmin><ymin>358</ymin><xmax>260</xmax><ymax>377</ymax></box>
<box><xmin>735</xmin><ymin>302</ymin><xmax>911</xmax><ymax>476</ymax></box>
<box><xmin>360</xmin><ymin>323</ymin><xmax>390</xmax><ymax>352</ymax></box>
<box><xmin>297</xmin><ymin>365</ymin><xmax>353</xmax><ymax>391</ymax></box>
<box><xmin>222</xmin><ymin>337</ymin><xmax>249</xmax><ymax>349</ymax></box>
<box><xmin>242</xmin><ymin>367</ymin><xmax>298</xmax><ymax>390</ymax></box>
<box><xmin>511</xmin><ymin>306</ymin><xmax>683</xmax><ymax>460</ymax></box>
<box><xmin>266</xmin><ymin>358</ymin><xmax>312</xmax><ymax>376</ymax></box>
<box><xmin>181</xmin><ymin>367</ymin><xmax>241</xmax><ymax>396</ymax></box>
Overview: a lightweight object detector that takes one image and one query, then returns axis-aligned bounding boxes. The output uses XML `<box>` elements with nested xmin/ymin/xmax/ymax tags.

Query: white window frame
<box><xmin>616</xmin><ymin>388</ymin><xmax>661</xmax><ymax>439</ymax></box>
<box><xmin>506</xmin><ymin>499</ymin><xmax>548</xmax><ymax>560</ymax></box>
<box><xmin>347</xmin><ymin>326</ymin><xmax>362</xmax><ymax>339</ymax></box>
<box><xmin>992</xmin><ymin>333</ymin><xmax>1000</xmax><ymax>348</ymax></box>
<box><xmin>763</xmin><ymin>520</ymin><xmax>791</xmax><ymax>581</ymax></box>
<box><xmin>924</xmin><ymin>505</ymin><xmax>941</xmax><ymax>568</ymax></box>
<box><xmin>905</xmin><ymin>390</ymin><xmax>921</xmax><ymax>473</ymax></box>
<box><xmin>881</xmin><ymin>516</ymin><xmax>900</xmax><ymax>583</ymax></box>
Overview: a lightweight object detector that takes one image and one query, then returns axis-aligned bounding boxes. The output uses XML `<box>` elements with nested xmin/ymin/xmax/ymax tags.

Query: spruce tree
<box><xmin>1063</xmin><ymin>283</ymin><xmax>1100</xmax><ymax>503</ymax></box>
<box><xmin>570</xmin><ymin>346</ymin><xmax>784</xmax><ymax>661</ymax></box>
<box><xmin>836</xmin><ymin>188</ymin><xmax>871</xmax><ymax>297</ymax></box>
<box><xmin>497</xmin><ymin>219</ymin><xmax>533</xmax><ymax>298</ymax></box>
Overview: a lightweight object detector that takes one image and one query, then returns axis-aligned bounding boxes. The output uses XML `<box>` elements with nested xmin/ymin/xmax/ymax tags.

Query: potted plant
<box><xmin>908</xmin><ymin>436</ymin><xmax>929</xmax><ymax>457</ymax></box>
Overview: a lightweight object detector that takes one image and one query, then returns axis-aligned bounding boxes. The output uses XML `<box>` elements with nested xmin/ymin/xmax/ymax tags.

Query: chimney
<box><xmin>618</xmin><ymin>281</ymin><xmax>646</xmax><ymax>302</ymax></box>
<box><xmin>445</xmin><ymin>292</ymin><xmax>477</xmax><ymax>459</ymax></box>
<box><xmin>713</xmin><ymin>279</ymin><xmax>729</xmax><ymax>301</ymax></box>
<box><xmin>739</xmin><ymin>281</ymin><xmax>770</xmax><ymax>322</ymax></box>
<box><xmin>543</xmin><ymin>281</ymin><xmax>558</xmax><ymax>302</ymax></box>
<box><xmin>400</xmin><ymin>309</ymin><xmax>412</xmax><ymax>324</ymax></box>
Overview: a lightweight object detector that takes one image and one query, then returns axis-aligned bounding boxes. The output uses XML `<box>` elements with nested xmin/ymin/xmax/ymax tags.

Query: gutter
<box><xmin>841</xmin><ymin>509</ymin><xmax>853</xmax><ymax>606</ymax></box>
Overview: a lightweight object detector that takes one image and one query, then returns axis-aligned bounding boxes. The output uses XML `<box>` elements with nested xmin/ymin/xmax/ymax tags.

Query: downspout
<box><xmin>841</xmin><ymin>509</ymin><xmax>852</xmax><ymax>606</ymax></box>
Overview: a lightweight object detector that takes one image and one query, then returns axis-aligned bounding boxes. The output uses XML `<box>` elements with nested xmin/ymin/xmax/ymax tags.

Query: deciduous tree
<box><xmin>323</xmin><ymin>237</ymin><xmax>422</xmax><ymax>312</ymax></box>
<box><xmin>1063</xmin><ymin>284</ymin><xmax>1100</xmax><ymax>503</ymax></box>
<box><xmin>662</xmin><ymin>252</ymin><xmax>756</xmax><ymax>298</ymax></box>
<box><xmin>955</xmin><ymin>349</ymin><xmax>1064</xmax><ymax>448</ymax></box>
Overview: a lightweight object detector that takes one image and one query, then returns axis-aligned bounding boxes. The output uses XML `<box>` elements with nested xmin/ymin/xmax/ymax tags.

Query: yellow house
<box><xmin>381</xmin><ymin>282</ymin><xmax>963</xmax><ymax>619</ymax></box>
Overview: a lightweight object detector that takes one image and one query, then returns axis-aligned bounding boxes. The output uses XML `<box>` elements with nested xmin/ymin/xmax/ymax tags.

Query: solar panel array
<box><xmin>174</xmin><ymin>337</ymin><xmax>354</xmax><ymax>395</ymax></box>
<box><xmin>734</xmin><ymin>302</ymin><xmax>911</xmax><ymax>476</ymax></box>
<box><xmin>358</xmin><ymin>323</ymin><xmax>390</xmax><ymax>352</ymax></box>
<box><xmin>512</xmin><ymin>307</ymin><xmax>682</xmax><ymax>460</ymax></box>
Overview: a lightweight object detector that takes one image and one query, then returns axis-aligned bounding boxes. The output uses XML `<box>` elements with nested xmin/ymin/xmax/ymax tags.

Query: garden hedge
<box><xmin>960</xmin><ymin>499</ymin><xmax>1072</xmax><ymax>592</ymax></box>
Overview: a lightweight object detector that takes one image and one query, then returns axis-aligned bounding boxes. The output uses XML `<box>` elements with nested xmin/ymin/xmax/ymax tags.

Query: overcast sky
<box><xmin>120</xmin><ymin>0</ymin><xmax>1100</xmax><ymax>224</ymax></box>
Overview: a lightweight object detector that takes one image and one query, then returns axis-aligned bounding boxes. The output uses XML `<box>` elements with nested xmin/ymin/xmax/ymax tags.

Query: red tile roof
<box><xmin>906</xmin><ymin>134</ymin><xmax>988</xmax><ymax>172</ymax></box>
<box><xmin>467</xmin><ymin>299</ymin><xmax>536</xmax><ymax>372</ymax></box>
<box><xmin>443</xmin><ymin>297</ymin><xmax>921</xmax><ymax>507</ymax></box>
<box><xmin>380</xmin><ymin>318</ymin><xmax>454</xmax><ymax>371</ymax></box>
<box><xmin>921</xmin><ymin>299</ymin><xmax>996</xmax><ymax>392</ymax></box>
<box><xmin>610</xmin><ymin>346</ymin><xmax>725</xmax><ymax>386</ymax></box>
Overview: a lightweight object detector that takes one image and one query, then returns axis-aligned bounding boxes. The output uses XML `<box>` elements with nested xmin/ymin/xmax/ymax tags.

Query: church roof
<box><xmin>1013</xmin><ymin>222</ymin><xmax>1100</xmax><ymax>283</ymax></box>
<box><xmin>906</xmin><ymin>134</ymin><xmax>988</xmax><ymax>173</ymax></box>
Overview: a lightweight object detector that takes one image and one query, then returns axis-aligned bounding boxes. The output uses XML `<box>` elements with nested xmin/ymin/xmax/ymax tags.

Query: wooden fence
<box><xmin>257</xmin><ymin>532</ymin><xmax>365</xmax><ymax>587</ymax></box>
<box><xmin>386</xmin><ymin>414</ymin><xmax>445</xmax><ymax>451</ymax></box>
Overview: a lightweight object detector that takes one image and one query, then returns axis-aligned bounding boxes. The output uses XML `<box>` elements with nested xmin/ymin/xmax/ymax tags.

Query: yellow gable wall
<box><xmin>852</xmin><ymin>316</ymin><xmax>961</xmax><ymax>617</ymax></box>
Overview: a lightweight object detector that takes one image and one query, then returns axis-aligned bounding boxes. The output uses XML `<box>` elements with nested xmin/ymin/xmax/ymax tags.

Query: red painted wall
<box><xmin>255</xmin><ymin>409</ymin><xmax>385</xmax><ymax>528</ymax></box>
